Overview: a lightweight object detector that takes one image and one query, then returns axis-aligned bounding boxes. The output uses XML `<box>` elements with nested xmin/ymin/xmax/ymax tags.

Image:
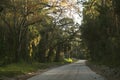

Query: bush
<box><xmin>64</xmin><ymin>58</ymin><xmax>73</xmax><ymax>63</ymax></box>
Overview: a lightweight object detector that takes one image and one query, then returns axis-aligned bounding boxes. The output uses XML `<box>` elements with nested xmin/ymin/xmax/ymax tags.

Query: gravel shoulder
<box><xmin>86</xmin><ymin>61</ymin><xmax>120</xmax><ymax>80</ymax></box>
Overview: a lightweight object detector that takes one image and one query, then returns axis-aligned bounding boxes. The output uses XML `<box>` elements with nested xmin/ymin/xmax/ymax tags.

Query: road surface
<box><xmin>27</xmin><ymin>60</ymin><xmax>106</xmax><ymax>80</ymax></box>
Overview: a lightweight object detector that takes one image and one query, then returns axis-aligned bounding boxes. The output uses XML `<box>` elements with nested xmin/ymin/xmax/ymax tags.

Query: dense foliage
<box><xmin>81</xmin><ymin>0</ymin><xmax>120</xmax><ymax>67</ymax></box>
<box><xmin>1</xmin><ymin>0</ymin><xmax>119</xmax><ymax>68</ymax></box>
<box><xmin>0</xmin><ymin>0</ymin><xmax>81</xmax><ymax>65</ymax></box>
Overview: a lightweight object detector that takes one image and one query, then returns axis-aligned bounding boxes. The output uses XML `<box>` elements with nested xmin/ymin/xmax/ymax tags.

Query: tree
<box><xmin>0</xmin><ymin>0</ymin><xmax>82</xmax><ymax>64</ymax></box>
<box><xmin>81</xmin><ymin>0</ymin><xmax>120</xmax><ymax>66</ymax></box>
<box><xmin>0</xmin><ymin>0</ymin><xmax>51</xmax><ymax>63</ymax></box>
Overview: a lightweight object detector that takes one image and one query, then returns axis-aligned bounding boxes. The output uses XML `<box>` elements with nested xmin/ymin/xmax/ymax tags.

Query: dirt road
<box><xmin>27</xmin><ymin>60</ymin><xmax>106</xmax><ymax>80</ymax></box>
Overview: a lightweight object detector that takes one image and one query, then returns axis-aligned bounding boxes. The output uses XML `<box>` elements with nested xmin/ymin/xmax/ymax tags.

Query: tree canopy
<box><xmin>0</xmin><ymin>0</ymin><xmax>120</xmax><ymax>68</ymax></box>
<box><xmin>81</xmin><ymin>0</ymin><xmax>120</xmax><ymax>67</ymax></box>
<box><xmin>0</xmin><ymin>0</ymin><xmax>82</xmax><ymax>64</ymax></box>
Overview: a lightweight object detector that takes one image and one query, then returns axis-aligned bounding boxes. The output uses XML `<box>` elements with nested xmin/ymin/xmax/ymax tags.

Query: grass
<box><xmin>0</xmin><ymin>62</ymin><xmax>66</xmax><ymax>78</ymax></box>
<box><xmin>0</xmin><ymin>58</ymin><xmax>78</xmax><ymax>78</ymax></box>
<box><xmin>0</xmin><ymin>62</ymin><xmax>35</xmax><ymax>77</ymax></box>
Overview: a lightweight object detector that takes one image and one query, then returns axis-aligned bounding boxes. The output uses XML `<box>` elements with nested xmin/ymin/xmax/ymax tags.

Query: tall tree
<box><xmin>81</xmin><ymin>0</ymin><xmax>120</xmax><ymax>66</ymax></box>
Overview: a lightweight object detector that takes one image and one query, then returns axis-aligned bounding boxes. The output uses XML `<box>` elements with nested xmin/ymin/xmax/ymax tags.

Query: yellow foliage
<box><xmin>64</xmin><ymin>58</ymin><xmax>73</xmax><ymax>63</ymax></box>
<box><xmin>60</xmin><ymin>1</ymin><xmax>68</xmax><ymax>7</ymax></box>
<box><xmin>28</xmin><ymin>35</ymin><xmax>41</xmax><ymax>57</ymax></box>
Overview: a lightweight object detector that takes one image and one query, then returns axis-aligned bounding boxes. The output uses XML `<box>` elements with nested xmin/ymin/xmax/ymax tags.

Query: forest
<box><xmin>0</xmin><ymin>0</ymin><xmax>82</xmax><ymax>65</ymax></box>
<box><xmin>81</xmin><ymin>0</ymin><xmax>120</xmax><ymax>67</ymax></box>
<box><xmin>0</xmin><ymin>0</ymin><xmax>120</xmax><ymax>78</ymax></box>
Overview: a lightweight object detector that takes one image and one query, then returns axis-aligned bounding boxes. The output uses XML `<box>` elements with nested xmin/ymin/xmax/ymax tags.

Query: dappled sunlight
<box><xmin>47</xmin><ymin>0</ymin><xmax>83</xmax><ymax>24</ymax></box>
<box><xmin>0</xmin><ymin>0</ymin><xmax>119</xmax><ymax>79</ymax></box>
